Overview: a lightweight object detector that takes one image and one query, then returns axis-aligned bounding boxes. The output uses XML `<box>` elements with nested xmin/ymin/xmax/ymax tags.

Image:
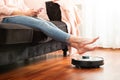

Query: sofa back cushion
<box><xmin>46</xmin><ymin>1</ymin><xmax>61</xmax><ymax>21</ymax></box>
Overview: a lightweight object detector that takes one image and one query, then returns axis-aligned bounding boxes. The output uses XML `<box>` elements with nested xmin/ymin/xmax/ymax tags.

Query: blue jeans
<box><xmin>2</xmin><ymin>16</ymin><xmax>70</xmax><ymax>43</ymax></box>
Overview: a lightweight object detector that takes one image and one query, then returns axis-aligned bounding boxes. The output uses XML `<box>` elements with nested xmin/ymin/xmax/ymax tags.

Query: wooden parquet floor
<box><xmin>0</xmin><ymin>48</ymin><xmax>120</xmax><ymax>80</ymax></box>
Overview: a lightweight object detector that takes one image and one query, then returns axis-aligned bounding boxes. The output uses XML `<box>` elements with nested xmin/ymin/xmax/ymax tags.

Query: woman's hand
<box><xmin>24</xmin><ymin>9</ymin><xmax>39</xmax><ymax>17</ymax></box>
<box><xmin>11</xmin><ymin>9</ymin><xmax>41</xmax><ymax>17</ymax></box>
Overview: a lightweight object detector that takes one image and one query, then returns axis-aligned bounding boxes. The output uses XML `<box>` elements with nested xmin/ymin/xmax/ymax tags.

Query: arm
<box><xmin>0</xmin><ymin>1</ymin><xmax>40</xmax><ymax>17</ymax></box>
<box><xmin>0</xmin><ymin>3</ymin><xmax>14</xmax><ymax>16</ymax></box>
<box><xmin>11</xmin><ymin>9</ymin><xmax>39</xmax><ymax>17</ymax></box>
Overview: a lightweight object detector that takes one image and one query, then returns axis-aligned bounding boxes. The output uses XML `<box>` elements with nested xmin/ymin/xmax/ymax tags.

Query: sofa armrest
<box><xmin>46</xmin><ymin>1</ymin><xmax>61</xmax><ymax>21</ymax></box>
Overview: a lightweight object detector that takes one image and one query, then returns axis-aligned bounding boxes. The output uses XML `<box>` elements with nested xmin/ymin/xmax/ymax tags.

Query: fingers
<box><xmin>29</xmin><ymin>9</ymin><xmax>39</xmax><ymax>17</ymax></box>
<box><xmin>38</xmin><ymin>8</ymin><xmax>44</xmax><ymax>12</ymax></box>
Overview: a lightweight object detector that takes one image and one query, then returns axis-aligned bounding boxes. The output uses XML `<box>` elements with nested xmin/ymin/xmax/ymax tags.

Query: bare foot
<box><xmin>70</xmin><ymin>42</ymin><xmax>97</xmax><ymax>54</ymax></box>
<box><xmin>78</xmin><ymin>37</ymin><xmax>99</xmax><ymax>46</ymax></box>
<box><xmin>78</xmin><ymin>45</ymin><xmax>98</xmax><ymax>54</ymax></box>
<box><xmin>69</xmin><ymin>36</ymin><xmax>99</xmax><ymax>54</ymax></box>
<box><xmin>69</xmin><ymin>36</ymin><xmax>99</xmax><ymax>48</ymax></box>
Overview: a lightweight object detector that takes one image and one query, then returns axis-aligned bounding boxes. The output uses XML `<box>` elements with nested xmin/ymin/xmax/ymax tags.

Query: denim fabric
<box><xmin>2</xmin><ymin>16</ymin><xmax>70</xmax><ymax>43</ymax></box>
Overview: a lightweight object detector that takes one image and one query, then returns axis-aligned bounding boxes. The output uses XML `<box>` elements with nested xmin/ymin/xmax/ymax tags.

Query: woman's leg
<box><xmin>2</xmin><ymin>16</ymin><xmax>70</xmax><ymax>43</ymax></box>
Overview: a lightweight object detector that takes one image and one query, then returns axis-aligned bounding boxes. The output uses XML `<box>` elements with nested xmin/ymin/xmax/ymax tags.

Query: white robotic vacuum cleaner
<box><xmin>71</xmin><ymin>56</ymin><xmax>104</xmax><ymax>68</ymax></box>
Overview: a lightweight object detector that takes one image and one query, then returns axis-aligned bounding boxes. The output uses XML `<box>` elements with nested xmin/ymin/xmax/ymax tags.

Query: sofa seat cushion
<box><xmin>0</xmin><ymin>23</ymin><xmax>33</xmax><ymax>45</ymax></box>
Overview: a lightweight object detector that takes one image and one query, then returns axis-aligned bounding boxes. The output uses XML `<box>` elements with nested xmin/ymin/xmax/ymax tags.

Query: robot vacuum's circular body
<box><xmin>71</xmin><ymin>56</ymin><xmax>104</xmax><ymax>68</ymax></box>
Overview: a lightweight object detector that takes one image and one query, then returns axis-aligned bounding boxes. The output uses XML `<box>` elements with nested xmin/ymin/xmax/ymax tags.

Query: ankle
<box><xmin>67</xmin><ymin>35</ymin><xmax>78</xmax><ymax>43</ymax></box>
